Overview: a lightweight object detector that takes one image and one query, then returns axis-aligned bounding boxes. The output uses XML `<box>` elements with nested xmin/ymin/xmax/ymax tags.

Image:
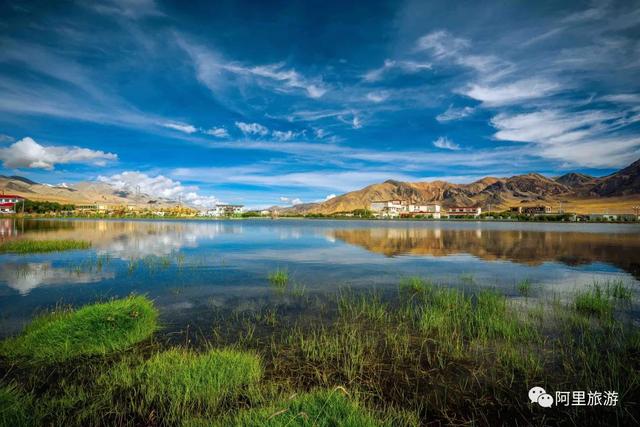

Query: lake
<box><xmin>1</xmin><ymin>218</ymin><xmax>639</xmax><ymax>338</ymax></box>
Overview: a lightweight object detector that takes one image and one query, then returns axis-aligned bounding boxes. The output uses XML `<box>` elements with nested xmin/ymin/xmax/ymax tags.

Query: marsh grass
<box><xmin>0</xmin><ymin>296</ymin><xmax>158</xmax><ymax>363</ymax></box>
<box><xmin>268</xmin><ymin>269</ymin><xmax>290</xmax><ymax>289</ymax></box>
<box><xmin>207</xmin><ymin>388</ymin><xmax>386</xmax><ymax>427</ymax></box>
<box><xmin>101</xmin><ymin>348</ymin><xmax>262</xmax><ymax>424</ymax></box>
<box><xmin>517</xmin><ymin>279</ymin><xmax>532</xmax><ymax>297</ymax></box>
<box><xmin>0</xmin><ymin>239</ymin><xmax>91</xmax><ymax>254</ymax></box>
<box><xmin>0</xmin><ymin>278</ymin><xmax>638</xmax><ymax>426</ymax></box>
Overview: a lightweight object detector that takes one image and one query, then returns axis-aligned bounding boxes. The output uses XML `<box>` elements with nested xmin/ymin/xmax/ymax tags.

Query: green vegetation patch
<box><xmin>105</xmin><ymin>348</ymin><xmax>262</xmax><ymax>423</ymax></box>
<box><xmin>0</xmin><ymin>239</ymin><xmax>91</xmax><ymax>254</ymax></box>
<box><xmin>209</xmin><ymin>389</ymin><xmax>383</xmax><ymax>427</ymax></box>
<box><xmin>268</xmin><ymin>269</ymin><xmax>289</xmax><ymax>288</ymax></box>
<box><xmin>0</xmin><ymin>383</ymin><xmax>34</xmax><ymax>427</ymax></box>
<box><xmin>0</xmin><ymin>296</ymin><xmax>157</xmax><ymax>363</ymax></box>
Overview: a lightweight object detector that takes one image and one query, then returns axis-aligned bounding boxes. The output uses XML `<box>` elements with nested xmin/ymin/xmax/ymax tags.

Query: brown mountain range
<box><xmin>1</xmin><ymin>158</ymin><xmax>639</xmax><ymax>214</ymax></box>
<box><xmin>285</xmin><ymin>158</ymin><xmax>640</xmax><ymax>214</ymax></box>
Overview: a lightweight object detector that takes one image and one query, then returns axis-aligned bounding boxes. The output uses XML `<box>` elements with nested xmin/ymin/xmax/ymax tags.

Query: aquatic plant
<box><xmin>516</xmin><ymin>279</ymin><xmax>532</xmax><ymax>297</ymax></box>
<box><xmin>268</xmin><ymin>269</ymin><xmax>289</xmax><ymax>288</ymax></box>
<box><xmin>0</xmin><ymin>296</ymin><xmax>157</xmax><ymax>363</ymax></box>
<box><xmin>0</xmin><ymin>239</ymin><xmax>91</xmax><ymax>254</ymax></box>
<box><xmin>209</xmin><ymin>388</ymin><xmax>384</xmax><ymax>427</ymax></box>
<box><xmin>102</xmin><ymin>348</ymin><xmax>262</xmax><ymax>423</ymax></box>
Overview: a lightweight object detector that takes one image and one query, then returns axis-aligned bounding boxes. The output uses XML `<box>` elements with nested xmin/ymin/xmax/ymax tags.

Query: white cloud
<box><xmin>324</xmin><ymin>194</ymin><xmax>336</xmax><ymax>201</ymax></box>
<box><xmin>363</xmin><ymin>59</ymin><xmax>431</xmax><ymax>82</ymax></box>
<box><xmin>0</xmin><ymin>137</ymin><xmax>117</xmax><ymax>170</ymax></box>
<box><xmin>204</xmin><ymin>127</ymin><xmax>229</xmax><ymax>138</ymax></box>
<box><xmin>432</xmin><ymin>136</ymin><xmax>460</xmax><ymax>150</ymax></box>
<box><xmin>272</xmin><ymin>130</ymin><xmax>297</xmax><ymax>141</ymax></box>
<box><xmin>279</xmin><ymin>196</ymin><xmax>290</xmax><ymax>203</ymax></box>
<box><xmin>491</xmin><ymin>109</ymin><xmax>640</xmax><ymax>167</ymax></box>
<box><xmin>98</xmin><ymin>171</ymin><xmax>219</xmax><ymax>207</ymax></box>
<box><xmin>462</xmin><ymin>78</ymin><xmax>560</xmax><ymax>106</ymax></box>
<box><xmin>416</xmin><ymin>31</ymin><xmax>469</xmax><ymax>59</ymax></box>
<box><xmin>366</xmin><ymin>91</ymin><xmax>389</xmax><ymax>103</ymax></box>
<box><xmin>235</xmin><ymin>121</ymin><xmax>269</xmax><ymax>136</ymax></box>
<box><xmin>436</xmin><ymin>105</ymin><xmax>475</xmax><ymax>122</ymax></box>
<box><xmin>291</xmin><ymin>198</ymin><xmax>303</xmax><ymax>205</ymax></box>
<box><xmin>161</xmin><ymin>122</ymin><xmax>197</xmax><ymax>134</ymax></box>
<box><xmin>178</xmin><ymin>40</ymin><xmax>327</xmax><ymax>99</ymax></box>
<box><xmin>352</xmin><ymin>116</ymin><xmax>363</xmax><ymax>129</ymax></box>
<box><xmin>601</xmin><ymin>93</ymin><xmax>640</xmax><ymax>104</ymax></box>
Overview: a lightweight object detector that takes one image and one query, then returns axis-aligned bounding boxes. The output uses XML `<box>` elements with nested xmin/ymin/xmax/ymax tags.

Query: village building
<box><xmin>370</xmin><ymin>200</ymin><xmax>442</xmax><ymax>218</ymax></box>
<box><xmin>447</xmin><ymin>206</ymin><xmax>482</xmax><ymax>218</ymax></box>
<box><xmin>201</xmin><ymin>203</ymin><xmax>245</xmax><ymax>217</ymax></box>
<box><xmin>0</xmin><ymin>194</ymin><xmax>24</xmax><ymax>214</ymax></box>
<box><xmin>510</xmin><ymin>205</ymin><xmax>552</xmax><ymax>215</ymax></box>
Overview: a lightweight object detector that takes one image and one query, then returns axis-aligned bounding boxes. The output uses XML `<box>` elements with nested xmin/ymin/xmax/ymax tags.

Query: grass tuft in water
<box><xmin>102</xmin><ymin>348</ymin><xmax>262</xmax><ymax>424</ymax></box>
<box><xmin>0</xmin><ymin>295</ymin><xmax>158</xmax><ymax>363</ymax></box>
<box><xmin>0</xmin><ymin>239</ymin><xmax>91</xmax><ymax>254</ymax></box>
<box><xmin>207</xmin><ymin>388</ymin><xmax>385</xmax><ymax>427</ymax></box>
<box><xmin>574</xmin><ymin>284</ymin><xmax>614</xmax><ymax>318</ymax></box>
<box><xmin>516</xmin><ymin>279</ymin><xmax>532</xmax><ymax>297</ymax></box>
<box><xmin>268</xmin><ymin>269</ymin><xmax>290</xmax><ymax>288</ymax></box>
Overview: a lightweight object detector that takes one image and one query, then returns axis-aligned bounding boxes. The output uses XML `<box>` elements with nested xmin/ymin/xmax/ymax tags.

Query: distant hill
<box><xmin>2</xmin><ymin>158</ymin><xmax>639</xmax><ymax>213</ymax></box>
<box><xmin>277</xmin><ymin>158</ymin><xmax>640</xmax><ymax>214</ymax></box>
<box><xmin>0</xmin><ymin>175</ymin><xmax>170</xmax><ymax>207</ymax></box>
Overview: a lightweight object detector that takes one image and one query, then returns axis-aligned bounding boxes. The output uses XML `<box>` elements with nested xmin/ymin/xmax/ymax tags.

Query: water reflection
<box><xmin>331</xmin><ymin>227</ymin><xmax>640</xmax><ymax>278</ymax></box>
<box><xmin>0</xmin><ymin>262</ymin><xmax>114</xmax><ymax>295</ymax></box>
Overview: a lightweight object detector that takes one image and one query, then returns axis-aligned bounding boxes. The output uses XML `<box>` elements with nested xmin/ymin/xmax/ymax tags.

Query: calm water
<box><xmin>1</xmin><ymin>218</ymin><xmax>639</xmax><ymax>337</ymax></box>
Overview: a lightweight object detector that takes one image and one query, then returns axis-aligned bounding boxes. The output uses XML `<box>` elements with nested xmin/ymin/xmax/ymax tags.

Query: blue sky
<box><xmin>0</xmin><ymin>0</ymin><xmax>639</xmax><ymax>208</ymax></box>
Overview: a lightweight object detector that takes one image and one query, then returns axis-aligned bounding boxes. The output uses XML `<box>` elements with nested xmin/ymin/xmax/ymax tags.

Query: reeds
<box><xmin>0</xmin><ymin>239</ymin><xmax>91</xmax><ymax>254</ymax></box>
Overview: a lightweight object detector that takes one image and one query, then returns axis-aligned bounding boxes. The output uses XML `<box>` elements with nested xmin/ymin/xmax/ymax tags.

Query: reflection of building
<box><xmin>201</xmin><ymin>204</ymin><xmax>245</xmax><ymax>217</ymax></box>
<box><xmin>0</xmin><ymin>218</ymin><xmax>18</xmax><ymax>236</ymax></box>
<box><xmin>370</xmin><ymin>200</ymin><xmax>441</xmax><ymax>218</ymax></box>
<box><xmin>447</xmin><ymin>206</ymin><xmax>482</xmax><ymax>218</ymax></box>
<box><xmin>510</xmin><ymin>206</ymin><xmax>551</xmax><ymax>215</ymax></box>
<box><xmin>0</xmin><ymin>194</ymin><xmax>24</xmax><ymax>214</ymax></box>
<box><xmin>76</xmin><ymin>204</ymin><xmax>108</xmax><ymax>212</ymax></box>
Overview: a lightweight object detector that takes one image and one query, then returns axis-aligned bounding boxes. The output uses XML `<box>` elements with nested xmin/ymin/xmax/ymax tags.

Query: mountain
<box><xmin>555</xmin><ymin>172</ymin><xmax>596</xmax><ymax>191</ymax></box>
<box><xmin>589</xmin><ymin>159</ymin><xmax>640</xmax><ymax>197</ymax></box>
<box><xmin>280</xmin><ymin>158</ymin><xmax>640</xmax><ymax>215</ymax></box>
<box><xmin>0</xmin><ymin>176</ymin><xmax>167</xmax><ymax>206</ymax></box>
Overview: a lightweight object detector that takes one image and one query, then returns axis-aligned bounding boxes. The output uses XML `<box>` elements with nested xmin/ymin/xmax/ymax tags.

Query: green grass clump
<box><xmin>0</xmin><ymin>383</ymin><xmax>33</xmax><ymax>427</ymax></box>
<box><xmin>0</xmin><ymin>296</ymin><xmax>158</xmax><ymax>363</ymax></box>
<box><xmin>575</xmin><ymin>285</ymin><xmax>614</xmax><ymax>318</ymax></box>
<box><xmin>268</xmin><ymin>269</ymin><xmax>289</xmax><ymax>288</ymax></box>
<box><xmin>516</xmin><ymin>279</ymin><xmax>532</xmax><ymax>297</ymax></box>
<box><xmin>0</xmin><ymin>239</ymin><xmax>91</xmax><ymax>254</ymax></box>
<box><xmin>606</xmin><ymin>280</ymin><xmax>632</xmax><ymax>300</ymax></box>
<box><xmin>210</xmin><ymin>389</ymin><xmax>384</xmax><ymax>427</ymax></box>
<box><xmin>105</xmin><ymin>348</ymin><xmax>262</xmax><ymax>423</ymax></box>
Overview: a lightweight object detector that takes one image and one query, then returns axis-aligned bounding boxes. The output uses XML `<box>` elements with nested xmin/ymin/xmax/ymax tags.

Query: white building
<box><xmin>370</xmin><ymin>200</ymin><xmax>407</xmax><ymax>218</ymax></box>
<box><xmin>407</xmin><ymin>204</ymin><xmax>441</xmax><ymax>219</ymax></box>
<box><xmin>447</xmin><ymin>206</ymin><xmax>482</xmax><ymax>218</ymax></box>
<box><xmin>370</xmin><ymin>200</ymin><xmax>441</xmax><ymax>219</ymax></box>
<box><xmin>201</xmin><ymin>203</ymin><xmax>245</xmax><ymax>217</ymax></box>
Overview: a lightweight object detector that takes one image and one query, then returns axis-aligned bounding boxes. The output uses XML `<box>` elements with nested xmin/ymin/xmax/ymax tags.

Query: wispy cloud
<box><xmin>432</xmin><ymin>136</ymin><xmax>460</xmax><ymax>150</ymax></box>
<box><xmin>161</xmin><ymin>121</ymin><xmax>198</xmax><ymax>134</ymax></box>
<box><xmin>491</xmin><ymin>109</ymin><xmax>640</xmax><ymax>167</ymax></box>
<box><xmin>363</xmin><ymin>59</ymin><xmax>432</xmax><ymax>82</ymax></box>
<box><xmin>235</xmin><ymin>121</ymin><xmax>269</xmax><ymax>136</ymax></box>
<box><xmin>0</xmin><ymin>137</ymin><xmax>117</xmax><ymax>170</ymax></box>
<box><xmin>436</xmin><ymin>105</ymin><xmax>475</xmax><ymax>122</ymax></box>
<box><xmin>462</xmin><ymin>78</ymin><xmax>560</xmax><ymax>106</ymax></box>
<box><xmin>204</xmin><ymin>127</ymin><xmax>229</xmax><ymax>138</ymax></box>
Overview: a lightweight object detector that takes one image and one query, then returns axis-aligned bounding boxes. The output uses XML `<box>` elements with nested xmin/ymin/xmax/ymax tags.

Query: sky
<box><xmin>0</xmin><ymin>0</ymin><xmax>639</xmax><ymax>209</ymax></box>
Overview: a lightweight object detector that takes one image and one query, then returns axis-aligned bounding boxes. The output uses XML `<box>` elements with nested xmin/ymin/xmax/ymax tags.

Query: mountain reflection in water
<box><xmin>331</xmin><ymin>227</ymin><xmax>640</xmax><ymax>279</ymax></box>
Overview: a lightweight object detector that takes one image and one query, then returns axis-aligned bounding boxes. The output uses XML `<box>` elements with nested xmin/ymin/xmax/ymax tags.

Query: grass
<box><xmin>208</xmin><ymin>388</ymin><xmax>385</xmax><ymax>427</ymax></box>
<box><xmin>102</xmin><ymin>348</ymin><xmax>262</xmax><ymax>424</ymax></box>
<box><xmin>517</xmin><ymin>279</ymin><xmax>532</xmax><ymax>297</ymax></box>
<box><xmin>268</xmin><ymin>269</ymin><xmax>290</xmax><ymax>288</ymax></box>
<box><xmin>0</xmin><ymin>278</ymin><xmax>638</xmax><ymax>426</ymax></box>
<box><xmin>0</xmin><ymin>295</ymin><xmax>158</xmax><ymax>363</ymax></box>
<box><xmin>0</xmin><ymin>239</ymin><xmax>91</xmax><ymax>254</ymax></box>
<box><xmin>0</xmin><ymin>383</ymin><xmax>33</xmax><ymax>427</ymax></box>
